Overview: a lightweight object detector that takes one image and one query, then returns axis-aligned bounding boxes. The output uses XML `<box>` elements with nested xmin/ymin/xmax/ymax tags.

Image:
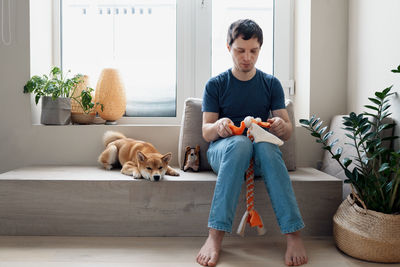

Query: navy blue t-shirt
<box><xmin>202</xmin><ymin>68</ymin><xmax>285</xmax><ymax>127</ymax></box>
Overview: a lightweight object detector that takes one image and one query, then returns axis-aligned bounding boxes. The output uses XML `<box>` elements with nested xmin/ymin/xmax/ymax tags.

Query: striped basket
<box><xmin>333</xmin><ymin>194</ymin><xmax>400</xmax><ymax>263</ymax></box>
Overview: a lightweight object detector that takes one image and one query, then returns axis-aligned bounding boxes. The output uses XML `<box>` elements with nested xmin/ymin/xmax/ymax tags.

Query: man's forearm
<box><xmin>202</xmin><ymin>122</ymin><xmax>219</xmax><ymax>142</ymax></box>
<box><xmin>281</xmin><ymin>121</ymin><xmax>293</xmax><ymax>141</ymax></box>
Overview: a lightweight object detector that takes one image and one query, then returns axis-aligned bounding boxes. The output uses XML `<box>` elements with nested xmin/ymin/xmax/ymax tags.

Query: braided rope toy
<box><xmin>228</xmin><ymin>116</ymin><xmax>284</xmax><ymax>236</ymax></box>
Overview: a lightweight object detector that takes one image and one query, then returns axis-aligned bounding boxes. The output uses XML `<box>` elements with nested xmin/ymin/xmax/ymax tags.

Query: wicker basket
<box><xmin>71</xmin><ymin>75</ymin><xmax>90</xmax><ymax>114</ymax></box>
<box><xmin>333</xmin><ymin>195</ymin><xmax>400</xmax><ymax>263</ymax></box>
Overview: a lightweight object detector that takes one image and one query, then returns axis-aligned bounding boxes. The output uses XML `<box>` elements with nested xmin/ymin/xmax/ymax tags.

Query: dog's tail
<box><xmin>103</xmin><ymin>131</ymin><xmax>126</xmax><ymax>146</ymax></box>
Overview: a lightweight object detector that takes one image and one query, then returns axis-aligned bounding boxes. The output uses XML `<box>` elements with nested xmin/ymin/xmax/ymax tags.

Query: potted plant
<box><xmin>70</xmin><ymin>86</ymin><xmax>104</xmax><ymax>124</ymax></box>
<box><xmin>299</xmin><ymin>65</ymin><xmax>400</xmax><ymax>263</ymax></box>
<box><xmin>24</xmin><ymin>66</ymin><xmax>83</xmax><ymax>125</ymax></box>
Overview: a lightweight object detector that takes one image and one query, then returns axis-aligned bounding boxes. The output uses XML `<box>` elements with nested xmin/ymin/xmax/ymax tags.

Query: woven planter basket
<box><xmin>71</xmin><ymin>75</ymin><xmax>90</xmax><ymax>114</ymax></box>
<box><xmin>333</xmin><ymin>195</ymin><xmax>400</xmax><ymax>263</ymax></box>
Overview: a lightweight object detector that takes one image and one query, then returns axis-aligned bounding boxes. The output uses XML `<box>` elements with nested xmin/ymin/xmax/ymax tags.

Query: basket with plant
<box><xmin>299</xmin><ymin>65</ymin><xmax>400</xmax><ymax>263</ymax></box>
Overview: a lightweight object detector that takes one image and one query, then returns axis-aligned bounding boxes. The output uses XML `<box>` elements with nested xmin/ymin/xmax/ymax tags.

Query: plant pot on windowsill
<box><xmin>24</xmin><ymin>66</ymin><xmax>84</xmax><ymax>126</ymax></box>
<box><xmin>70</xmin><ymin>80</ymin><xmax>103</xmax><ymax>125</ymax></box>
<box><xmin>41</xmin><ymin>96</ymin><xmax>71</xmax><ymax>125</ymax></box>
<box><xmin>71</xmin><ymin>112</ymin><xmax>95</xmax><ymax>124</ymax></box>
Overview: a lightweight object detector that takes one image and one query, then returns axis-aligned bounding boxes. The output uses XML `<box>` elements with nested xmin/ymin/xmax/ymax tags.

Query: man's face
<box><xmin>228</xmin><ymin>36</ymin><xmax>261</xmax><ymax>73</ymax></box>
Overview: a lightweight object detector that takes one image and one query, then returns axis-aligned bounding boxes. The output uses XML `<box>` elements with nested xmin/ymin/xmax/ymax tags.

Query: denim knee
<box><xmin>224</xmin><ymin>135</ymin><xmax>253</xmax><ymax>161</ymax></box>
<box><xmin>254</xmin><ymin>142</ymin><xmax>282</xmax><ymax>161</ymax></box>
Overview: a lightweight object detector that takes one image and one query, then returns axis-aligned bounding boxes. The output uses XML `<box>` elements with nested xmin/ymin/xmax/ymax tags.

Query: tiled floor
<box><xmin>0</xmin><ymin>236</ymin><xmax>394</xmax><ymax>267</ymax></box>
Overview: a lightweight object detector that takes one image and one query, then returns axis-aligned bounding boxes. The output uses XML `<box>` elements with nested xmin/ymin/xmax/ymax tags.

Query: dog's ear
<box><xmin>137</xmin><ymin>151</ymin><xmax>147</xmax><ymax>162</ymax></box>
<box><xmin>195</xmin><ymin>145</ymin><xmax>200</xmax><ymax>153</ymax></box>
<box><xmin>185</xmin><ymin>146</ymin><xmax>191</xmax><ymax>152</ymax></box>
<box><xmin>162</xmin><ymin>152</ymin><xmax>172</xmax><ymax>164</ymax></box>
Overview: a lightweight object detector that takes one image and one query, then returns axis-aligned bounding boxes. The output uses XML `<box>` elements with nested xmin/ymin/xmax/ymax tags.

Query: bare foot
<box><xmin>196</xmin><ymin>229</ymin><xmax>224</xmax><ymax>266</ymax></box>
<box><xmin>285</xmin><ymin>231</ymin><xmax>308</xmax><ymax>266</ymax></box>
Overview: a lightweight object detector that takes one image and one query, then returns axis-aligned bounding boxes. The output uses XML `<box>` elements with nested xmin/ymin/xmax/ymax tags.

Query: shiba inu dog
<box><xmin>98</xmin><ymin>131</ymin><xmax>179</xmax><ymax>181</ymax></box>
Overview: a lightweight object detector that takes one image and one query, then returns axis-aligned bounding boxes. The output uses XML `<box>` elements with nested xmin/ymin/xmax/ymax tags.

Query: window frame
<box><xmin>53</xmin><ymin>0</ymin><xmax>294</xmax><ymax>125</ymax></box>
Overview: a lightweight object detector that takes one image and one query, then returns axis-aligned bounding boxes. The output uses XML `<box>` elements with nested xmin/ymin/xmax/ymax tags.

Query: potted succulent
<box><xmin>299</xmin><ymin>65</ymin><xmax>400</xmax><ymax>263</ymax></box>
<box><xmin>24</xmin><ymin>66</ymin><xmax>83</xmax><ymax>125</ymax></box>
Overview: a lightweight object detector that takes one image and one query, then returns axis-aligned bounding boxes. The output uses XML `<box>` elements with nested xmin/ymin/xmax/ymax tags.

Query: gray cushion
<box><xmin>280</xmin><ymin>99</ymin><xmax>296</xmax><ymax>171</ymax></box>
<box><xmin>178</xmin><ymin>98</ymin><xmax>297</xmax><ymax>171</ymax></box>
<box><xmin>178</xmin><ymin>98</ymin><xmax>212</xmax><ymax>171</ymax></box>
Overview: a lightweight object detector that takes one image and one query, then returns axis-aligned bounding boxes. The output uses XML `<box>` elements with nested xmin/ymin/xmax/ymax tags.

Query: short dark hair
<box><xmin>227</xmin><ymin>19</ymin><xmax>263</xmax><ymax>47</ymax></box>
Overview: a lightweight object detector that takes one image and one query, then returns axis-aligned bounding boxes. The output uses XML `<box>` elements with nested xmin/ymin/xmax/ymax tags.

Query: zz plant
<box><xmin>300</xmin><ymin>66</ymin><xmax>400</xmax><ymax>214</ymax></box>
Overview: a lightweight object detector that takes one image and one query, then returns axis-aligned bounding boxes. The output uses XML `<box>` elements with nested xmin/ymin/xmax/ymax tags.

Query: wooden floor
<box><xmin>0</xmin><ymin>236</ymin><xmax>391</xmax><ymax>267</ymax></box>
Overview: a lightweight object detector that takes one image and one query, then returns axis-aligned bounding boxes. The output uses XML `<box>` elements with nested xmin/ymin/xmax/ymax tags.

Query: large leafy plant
<box><xmin>24</xmin><ymin>66</ymin><xmax>83</xmax><ymax>104</ymax></box>
<box><xmin>300</xmin><ymin>66</ymin><xmax>400</xmax><ymax>214</ymax></box>
<box><xmin>24</xmin><ymin>66</ymin><xmax>103</xmax><ymax>115</ymax></box>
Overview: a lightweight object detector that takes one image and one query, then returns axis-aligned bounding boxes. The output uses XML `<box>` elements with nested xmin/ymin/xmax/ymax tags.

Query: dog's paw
<box><xmin>132</xmin><ymin>170</ymin><xmax>142</xmax><ymax>179</ymax></box>
<box><xmin>121</xmin><ymin>169</ymin><xmax>133</xmax><ymax>176</ymax></box>
<box><xmin>168</xmin><ymin>169</ymin><xmax>180</xmax><ymax>176</ymax></box>
<box><xmin>105</xmin><ymin>164</ymin><xmax>113</xmax><ymax>170</ymax></box>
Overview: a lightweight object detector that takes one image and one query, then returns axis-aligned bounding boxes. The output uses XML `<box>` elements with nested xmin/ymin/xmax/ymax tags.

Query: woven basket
<box><xmin>333</xmin><ymin>195</ymin><xmax>400</xmax><ymax>263</ymax></box>
<box><xmin>71</xmin><ymin>75</ymin><xmax>90</xmax><ymax>114</ymax></box>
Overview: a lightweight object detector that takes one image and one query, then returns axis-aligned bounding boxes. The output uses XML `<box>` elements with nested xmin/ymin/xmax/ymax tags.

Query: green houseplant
<box><xmin>24</xmin><ymin>66</ymin><xmax>83</xmax><ymax>125</ymax></box>
<box><xmin>300</xmin><ymin>65</ymin><xmax>400</xmax><ymax>263</ymax></box>
<box><xmin>70</xmin><ymin>86</ymin><xmax>104</xmax><ymax>124</ymax></box>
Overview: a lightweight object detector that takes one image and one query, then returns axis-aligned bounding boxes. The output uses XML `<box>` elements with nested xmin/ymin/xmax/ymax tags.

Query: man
<box><xmin>196</xmin><ymin>19</ymin><xmax>308</xmax><ymax>266</ymax></box>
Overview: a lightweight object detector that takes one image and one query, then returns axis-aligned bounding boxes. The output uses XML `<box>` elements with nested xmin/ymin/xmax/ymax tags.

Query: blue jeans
<box><xmin>207</xmin><ymin>135</ymin><xmax>305</xmax><ymax>234</ymax></box>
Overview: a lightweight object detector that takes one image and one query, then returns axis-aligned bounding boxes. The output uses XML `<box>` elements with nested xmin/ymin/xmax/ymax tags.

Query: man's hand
<box><xmin>267</xmin><ymin>117</ymin><xmax>288</xmax><ymax>139</ymax></box>
<box><xmin>216</xmin><ymin>118</ymin><xmax>233</xmax><ymax>138</ymax></box>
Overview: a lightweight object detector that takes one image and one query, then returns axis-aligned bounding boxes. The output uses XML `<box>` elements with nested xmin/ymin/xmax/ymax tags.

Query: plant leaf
<box><xmin>378</xmin><ymin>163</ymin><xmax>390</xmax><ymax>173</ymax></box>
<box><xmin>311</xmin><ymin>132</ymin><xmax>321</xmax><ymax>138</ymax></box>
<box><xmin>323</xmin><ymin>131</ymin><xmax>333</xmax><ymax>141</ymax></box>
<box><xmin>312</xmin><ymin>118</ymin><xmax>320</xmax><ymax>127</ymax></box>
<box><xmin>363</xmin><ymin>112</ymin><xmax>379</xmax><ymax>119</ymax></box>
<box><xmin>315</xmin><ymin>121</ymin><xmax>323</xmax><ymax>131</ymax></box>
<box><xmin>368</xmin><ymin>97</ymin><xmax>381</xmax><ymax>105</ymax></box>
<box><xmin>345</xmin><ymin>133</ymin><xmax>355</xmax><ymax>140</ymax></box>
<box><xmin>319</xmin><ymin>126</ymin><xmax>328</xmax><ymax>135</ymax></box>
<box><xmin>364</xmin><ymin>105</ymin><xmax>379</xmax><ymax>111</ymax></box>
<box><xmin>392</xmin><ymin>65</ymin><xmax>400</xmax><ymax>73</ymax></box>
<box><xmin>343</xmin><ymin>157</ymin><xmax>352</xmax><ymax>168</ymax></box>
<box><xmin>309</xmin><ymin>115</ymin><xmax>316</xmax><ymax>125</ymax></box>
<box><xmin>378</xmin><ymin>123</ymin><xmax>395</xmax><ymax>132</ymax></box>
<box><xmin>329</xmin><ymin>138</ymin><xmax>339</xmax><ymax>148</ymax></box>
<box><xmin>375</xmin><ymin>91</ymin><xmax>384</xmax><ymax>100</ymax></box>
<box><xmin>35</xmin><ymin>94</ymin><xmax>41</xmax><ymax>105</ymax></box>
<box><xmin>299</xmin><ymin>119</ymin><xmax>309</xmax><ymax>125</ymax></box>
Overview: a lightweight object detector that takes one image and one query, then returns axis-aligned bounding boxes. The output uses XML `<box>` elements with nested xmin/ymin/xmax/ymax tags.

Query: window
<box><xmin>212</xmin><ymin>0</ymin><xmax>273</xmax><ymax>76</ymax></box>
<box><xmin>61</xmin><ymin>0</ymin><xmax>176</xmax><ymax>117</ymax></box>
<box><xmin>57</xmin><ymin>0</ymin><xmax>293</xmax><ymax>124</ymax></box>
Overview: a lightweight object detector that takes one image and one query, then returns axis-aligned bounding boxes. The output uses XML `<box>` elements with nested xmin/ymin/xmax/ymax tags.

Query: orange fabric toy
<box><xmin>228</xmin><ymin>116</ymin><xmax>279</xmax><ymax>236</ymax></box>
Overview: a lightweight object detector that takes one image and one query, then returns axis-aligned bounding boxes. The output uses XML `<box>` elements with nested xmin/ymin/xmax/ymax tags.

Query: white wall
<box><xmin>294</xmin><ymin>0</ymin><xmax>349</xmax><ymax>167</ymax></box>
<box><xmin>0</xmin><ymin>0</ymin><xmax>350</xmax><ymax>174</ymax></box>
<box><xmin>348</xmin><ymin>0</ymin><xmax>400</xmax><ymax>150</ymax></box>
<box><xmin>0</xmin><ymin>0</ymin><xmax>31</xmax><ymax>173</ymax></box>
<box><xmin>29</xmin><ymin>0</ymin><xmax>53</xmax><ymax>124</ymax></box>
